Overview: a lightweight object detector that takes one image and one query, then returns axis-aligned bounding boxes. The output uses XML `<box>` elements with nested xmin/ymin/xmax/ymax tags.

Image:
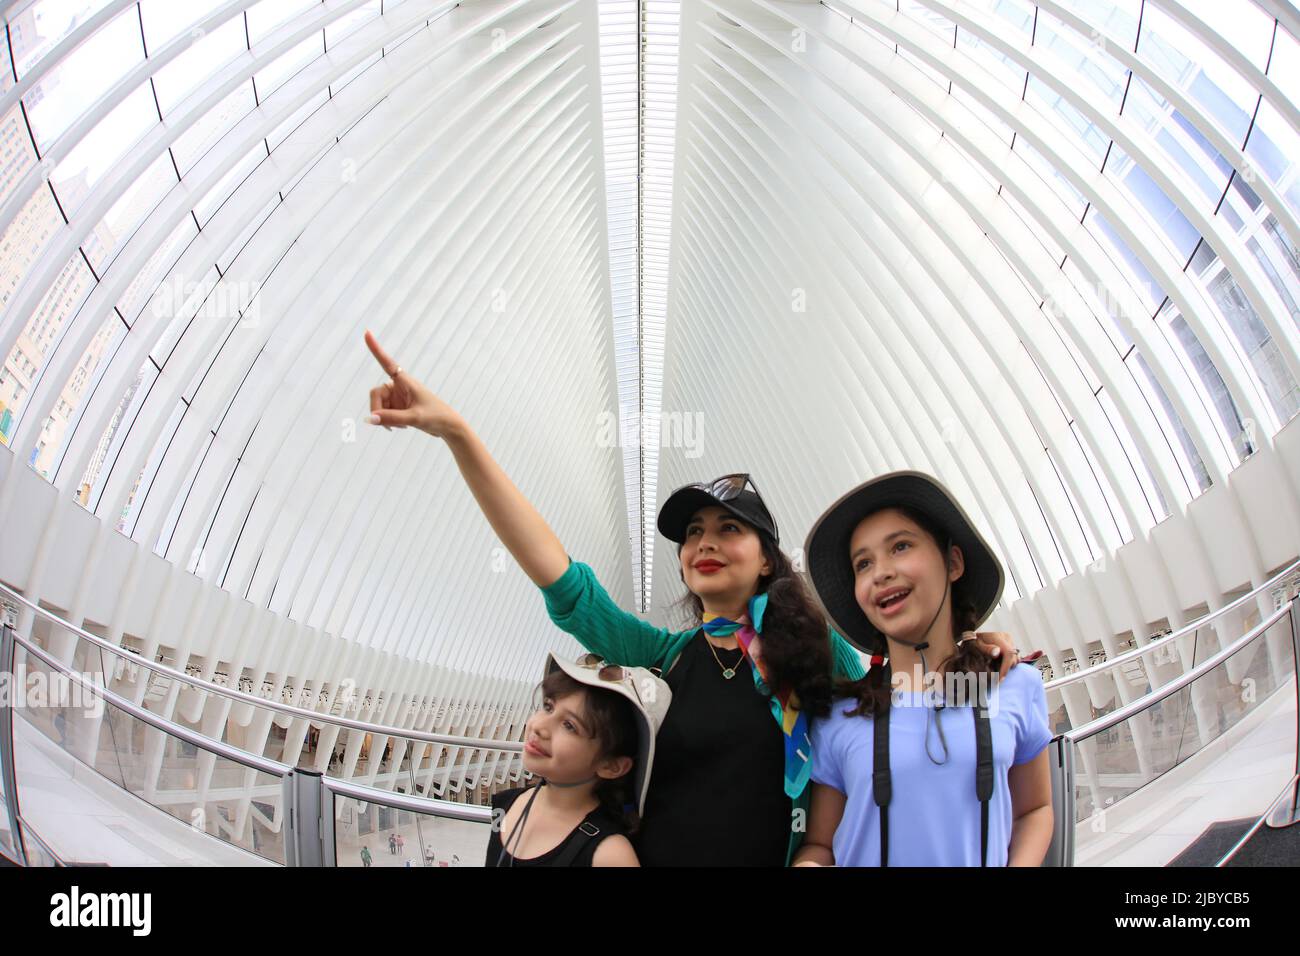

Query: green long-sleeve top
<box><xmin>539</xmin><ymin>556</ymin><xmax>867</xmax><ymax>865</ymax></box>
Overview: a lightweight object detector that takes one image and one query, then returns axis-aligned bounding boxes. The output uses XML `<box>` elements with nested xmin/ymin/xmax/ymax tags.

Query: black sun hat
<box><xmin>804</xmin><ymin>471</ymin><xmax>1005</xmax><ymax>655</ymax></box>
<box><xmin>657</xmin><ymin>473</ymin><xmax>779</xmax><ymax>545</ymax></box>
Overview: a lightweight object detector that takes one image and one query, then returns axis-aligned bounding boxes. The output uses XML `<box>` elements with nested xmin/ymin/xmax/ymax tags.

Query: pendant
<box><xmin>723</xmin><ymin>668</ymin><xmax>736</xmax><ymax>680</ymax></box>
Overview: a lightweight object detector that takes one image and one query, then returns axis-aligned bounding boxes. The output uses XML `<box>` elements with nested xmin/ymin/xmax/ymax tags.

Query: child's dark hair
<box><xmin>537</xmin><ymin>668</ymin><xmax>642</xmax><ymax>833</ymax></box>
<box><xmin>673</xmin><ymin>527</ymin><xmax>834</xmax><ymax>719</ymax></box>
<box><xmin>835</xmin><ymin>504</ymin><xmax>997</xmax><ymax>718</ymax></box>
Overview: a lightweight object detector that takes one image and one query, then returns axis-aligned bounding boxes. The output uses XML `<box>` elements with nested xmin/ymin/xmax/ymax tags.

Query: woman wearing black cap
<box><xmin>363</xmin><ymin>331</ymin><xmax>1022</xmax><ymax>865</ymax></box>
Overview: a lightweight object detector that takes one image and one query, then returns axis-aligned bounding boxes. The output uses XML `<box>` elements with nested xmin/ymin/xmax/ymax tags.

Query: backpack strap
<box><xmin>872</xmin><ymin>703</ymin><xmax>891</xmax><ymax>868</ymax></box>
<box><xmin>974</xmin><ymin>704</ymin><xmax>994</xmax><ymax>867</ymax></box>
<box><xmin>551</xmin><ymin>818</ymin><xmax>603</xmax><ymax>867</ymax></box>
<box><xmin>874</xmin><ymin>694</ymin><xmax>996</xmax><ymax>867</ymax></box>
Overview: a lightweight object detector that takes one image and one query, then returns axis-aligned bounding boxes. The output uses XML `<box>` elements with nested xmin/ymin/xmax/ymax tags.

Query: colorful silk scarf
<box><xmin>701</xmin><ymin>592</ymin><xmax>813</xmax><ymax>798</ymax></box>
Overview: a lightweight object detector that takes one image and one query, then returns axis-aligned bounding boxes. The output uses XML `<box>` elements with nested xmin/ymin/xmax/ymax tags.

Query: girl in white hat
<box><xmin>487</xmin><ymin>654</ymin><xmax>670</xmax><ymax>867</ymax></box>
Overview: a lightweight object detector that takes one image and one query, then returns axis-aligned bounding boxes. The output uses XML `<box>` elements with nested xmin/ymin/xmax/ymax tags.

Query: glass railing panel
<box><xmin>49</xmin><ymin>625</ymin><xmax>521</xmax><ymax>810</ymax></box>
<box><xmin>0</xmin><ymin>739</ymin><xmax>14</xmax><ymax>863</ymax></box>
<box><xmin>1040</xmin><ymin>564</ymin><xmax>1300</xmax><ymax>726</ymax></box>
<box><xmin>10</xmin><ymin>641</ymin><xmax>286</xmax><ymax>865</ymax></box>
<box><xmin>1044</xmin><ymin>607</ymin><xmax>1296</xmax><ymax>736</ymax></box>
<box><xmin>1066</xmin><ymin>609</ymin><xmax>1297</xmax><ymax>865</ymax></box>
<box><xmin>2</xmin><ymin>590</ymin><xmax>533</xmax><ymax>850</ymax></box>
<box><xmin>0</xmin><ymin>812</ymin><xmax>13</xmax><ymax>863</ymax></box>
<box><xmin>331</xmin><ymin>790</ymin><xmax>491</xmax><ymax>868</ymax></box>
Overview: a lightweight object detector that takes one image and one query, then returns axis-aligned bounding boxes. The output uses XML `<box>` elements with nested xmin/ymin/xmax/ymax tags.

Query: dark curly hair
<box><xmin>834</xmin><ymin>505</ymin><xmax>997</xmax><ymax>719</ymax></box>
<box><xmin>673</xmin><ymin>525</ymin><xmax>834</xmax><ymax>719</ymax></box>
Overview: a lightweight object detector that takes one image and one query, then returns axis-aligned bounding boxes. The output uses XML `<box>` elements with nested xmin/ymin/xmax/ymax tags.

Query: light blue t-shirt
<box><xmin>809</xmin><ymin>663</ymin><xmax>1052</xmax><ymax>866</ymax></box>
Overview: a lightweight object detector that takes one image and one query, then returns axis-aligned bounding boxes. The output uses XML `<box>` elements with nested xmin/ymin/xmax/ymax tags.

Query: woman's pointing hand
<box><xmin>364</xmin><ymin>329</ymin><xmax>463</xmax><ymax>438</ymax></box>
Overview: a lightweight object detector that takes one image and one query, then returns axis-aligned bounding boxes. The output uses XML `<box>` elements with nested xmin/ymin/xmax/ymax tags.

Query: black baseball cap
<box><xmin>657</xmin><ymin>474</ymin><xmax>779</xmax><ymax>545</ymax></box>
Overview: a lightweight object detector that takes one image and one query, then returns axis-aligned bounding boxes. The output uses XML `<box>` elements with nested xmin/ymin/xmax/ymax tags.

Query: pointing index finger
<box><xmin>364</xmin><ymin>329</ymin><xmax>395</xmax><ymax>373</ymax></box>
<box><xmin>364</xmin><ymin>329</ymin><xmax>400</xmax><ymax>378</ymax></box>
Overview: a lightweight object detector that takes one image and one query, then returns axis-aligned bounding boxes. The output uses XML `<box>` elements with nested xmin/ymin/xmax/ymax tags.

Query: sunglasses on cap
<box><xmin>681</xmin><ymin>473</ymin><xmax>779</xmax><ymax>542</ymax></box>
<box><xmin>574</xmin><ymin>654</ymin><xmax>658</xmax><ymax>706</ymax></box>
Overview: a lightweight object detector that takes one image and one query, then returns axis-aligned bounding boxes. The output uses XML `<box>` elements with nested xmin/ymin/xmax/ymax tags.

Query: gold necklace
<box><xmin>704</xmin><ymin>633</ymin><xmax>744</xmax><ymax>680</ymax></box>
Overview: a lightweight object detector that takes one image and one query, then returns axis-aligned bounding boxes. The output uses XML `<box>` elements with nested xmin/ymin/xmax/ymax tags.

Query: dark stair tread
<box><xmin>1224</xmin><ymin>819</ymin><xmax>1300</xmax><ymax>867</ymax></box>
<box><xmin>1167</xmin><ymin>818</ymin><xmax>1255</xmax><ymax>867</ymax></box>
<box><xmin>1169</xmin><ymin>816</ymin><xmax>1300</xmax><ymax>867</ymax></box>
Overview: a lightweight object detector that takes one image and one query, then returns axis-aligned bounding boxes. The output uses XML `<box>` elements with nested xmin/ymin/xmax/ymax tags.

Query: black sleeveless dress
<box><xmin>484</xmin><ymin>786</ymin><xmax>628</xmax><ymax>867</ymax></box>
<box><xmin>632</xmin><ymin>630</ymin><xmax>790</xmax><ymax>866</ymax></box>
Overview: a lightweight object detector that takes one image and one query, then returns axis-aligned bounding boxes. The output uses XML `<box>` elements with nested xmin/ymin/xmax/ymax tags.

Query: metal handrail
<box><xmin>0</xmin><ymin>582</ymin><xmax>523</xmax><ymax>753</ymax></box>
<box><xmin>8</xmin><ymin>625</ymin><xmax>287</xmax><ymax>777</ymax></box>
<box><xmin>6</xmin><ymin>623</ymin><xmax>508</xmax><ymax>813</ymax></box>
<box><xmin>1047</xmin><ymin>596</ymin><xmax>1298</xmax><ymax>866</ymax></box>
<box><xmin>324</xmin><ymin>775</ymin><xmax>494</xmax><ymax>824</ymax></box>
<box><xmin>7</xmin><ymin>555</ymin><xmax>1296</xmax><ymax>747</ymax></box>
<box><xmin>1043</xmin><ymin>556</ymin><xmax>1300</xmax><ymax>692</ymax></box>
<box><xmin>1062</xmin><ymin>601</ymin><xmax>1292</xmax><ymax>741</ymax></box>
<box><xmin>2</xmin><ymin>622</ymin><xmax>499</xmax><ymax>866</ymax></box>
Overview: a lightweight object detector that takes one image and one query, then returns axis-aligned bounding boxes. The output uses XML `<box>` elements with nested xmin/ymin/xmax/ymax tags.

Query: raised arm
<box><xmin>364</xmin><ymin>330</ymin><xmax>680</xmax><ymax>667</ymax></box>
<box><xmin>365</xmin><ymin>329</ymin><xmax>567</xmax><ymax>587</ymax></box>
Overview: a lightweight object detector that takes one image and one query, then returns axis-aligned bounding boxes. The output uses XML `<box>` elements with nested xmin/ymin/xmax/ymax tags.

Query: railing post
<box><xmin>283</xmin><ymin>768</ymin><xmax>326</xmax><ymax>866</ymax></box>
<box><xmin>1043</xmin><ymin>736</ymin><xmax>1075</xmax><ymax>867</ymax></box>
<box><xmin>1</xmin><ymin>624</ymin><xmax>28</xmax><ymax>865</ymax></box>
<box><xmin>319</xmin><ymin>776</ymin><xmax>338</xmax><ymax>867</ymax></box>
<box><xmin>1290</xmin><ymin>598</ymin><xmax>1299</xmax><ymax>782</ymax></box>
<box><xmin>1265</xmin><ymin>600</ymin><xmax>1300</xmax><ymax>829</ymax></box>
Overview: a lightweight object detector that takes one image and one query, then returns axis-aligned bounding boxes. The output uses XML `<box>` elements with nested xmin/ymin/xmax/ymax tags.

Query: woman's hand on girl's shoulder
<box><xmin>970</xmin><ymin>630</ymin><xmax>1021</xmax><ymax>678</ymax></box>
<box><xmin>591</xmin><ymin>834</ymin><xmax>640</xmax><ymax>867</ymax></box>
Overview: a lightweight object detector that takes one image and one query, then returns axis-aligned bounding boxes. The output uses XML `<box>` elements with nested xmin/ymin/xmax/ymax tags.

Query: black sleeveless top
<box><xmin>633</xmin><ymin>630</ymin><xmax>790</xmax><ymax>866</ymax></box>
<box><xmin>484</xmin><ymin>786</ymin><xmax>627</xmax><ymax>867</ymax></box>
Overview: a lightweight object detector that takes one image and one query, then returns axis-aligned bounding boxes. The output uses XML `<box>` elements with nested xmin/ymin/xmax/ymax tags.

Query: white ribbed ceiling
<box><xmin>1</xmin><ymin>0</ymin><xmax>1299</xmax><ymax>692</ymax></box>
<box><xmin>648</xmin><ymin>0</ymin><xmax>1300</xmax><ymax>650</ymax></box>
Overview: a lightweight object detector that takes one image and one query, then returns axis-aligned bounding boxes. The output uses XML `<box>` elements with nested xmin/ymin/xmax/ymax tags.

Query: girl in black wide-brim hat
<box><xmin>794</xmin><ymin>471</ymin><xmax>1054</xmax><ymax>867</ymax></box>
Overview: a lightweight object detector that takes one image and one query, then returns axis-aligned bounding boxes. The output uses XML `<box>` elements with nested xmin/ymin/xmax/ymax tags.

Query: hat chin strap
<box><xmin>886</xmin><ymin>575</ymin><xmax>951</xmax><ymax>654</ymax></box>
<box><xmin>882</xmin><ymin>563</ymin><xmax>956</xmax><ymax>713</ymax></box>
<box><xmin>882</xmin><ymin>574</ymin><xmax>956</xmax><ymax>766</ymax></box>
<box><xmin>880</xmin><ymin>541</ymin><xmax>957</xmax><ymax>660</ymax></box>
